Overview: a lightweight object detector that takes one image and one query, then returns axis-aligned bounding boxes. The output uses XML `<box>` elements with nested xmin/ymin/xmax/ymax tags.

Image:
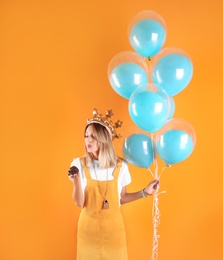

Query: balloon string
<box><xmin>148</xmin><ymin>155</ymin><xmax>168</xmax><ymax>179</ymax></box>
<box><xmin>159</xmin><ymin>165</ymin><xmax>168</xmax><ymax>179</ymax></box>
<box><xmin>150</xmin><ymin>164</ymin><xmax>168</xmax><ymax>260</ymax></box>
<box><xmin>150</xmin><ymin>187</ymin><xmax>167</xmax><ymax>260</ymax></box>
<box><xmin>147</xmin><ymin>167</ymin><xmax>155</xmax><ymax>179</ymax></box>
<box><xmin>151</xmin><ymin>133</ymin><xmax>158</xmax><ymax>179</ymax></box>
<box><xmin>149</xmin><ymin>133</ymin><xmax>169</xmax><ymax>260</ymax></box>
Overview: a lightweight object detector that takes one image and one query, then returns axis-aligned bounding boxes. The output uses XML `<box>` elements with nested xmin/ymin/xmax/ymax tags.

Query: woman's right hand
<box><xmin>68</xmin><ymin>166</ymin><xmax>83</xmax><ymax>207</ymax></box>
<box><xmin>68</xmin><ymin>166</ymin><xmax>79</xmax><ymax>179</ymax></box>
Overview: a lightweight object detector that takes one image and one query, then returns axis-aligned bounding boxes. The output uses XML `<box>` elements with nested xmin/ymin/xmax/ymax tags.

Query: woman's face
<box><xmin>84</xmin><ymin>124</ymin><xmax>99</xmax><ymax>157</ymax></box>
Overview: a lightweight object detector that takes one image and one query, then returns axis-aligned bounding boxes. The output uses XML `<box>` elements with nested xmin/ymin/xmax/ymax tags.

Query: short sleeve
<box><xmin>119</xmin><ymin>159</ymin><xmax>132</xmax><ymax>187</ymax></box>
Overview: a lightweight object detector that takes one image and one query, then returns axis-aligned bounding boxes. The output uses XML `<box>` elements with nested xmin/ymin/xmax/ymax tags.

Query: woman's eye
<box><xmin>84</xmin><ymin>134</ymin><xmax>96</xmax><ymax>140</ymax></box>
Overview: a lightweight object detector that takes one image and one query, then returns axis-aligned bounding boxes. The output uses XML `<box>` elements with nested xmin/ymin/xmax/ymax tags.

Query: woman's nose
<box><xmin>88</xmin><ymin>136</ymin><xmax>93</xmax><ymax>142</ymax></box>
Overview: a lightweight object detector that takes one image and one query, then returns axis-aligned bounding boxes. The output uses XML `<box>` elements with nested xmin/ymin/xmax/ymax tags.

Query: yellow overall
<box><xmin>76</xmin><ymin>158</ymin><xmax>128</xmax><ymax>260</ymax></box>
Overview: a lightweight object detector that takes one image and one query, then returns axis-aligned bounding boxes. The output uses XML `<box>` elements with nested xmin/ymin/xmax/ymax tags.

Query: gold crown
<box><xmin>87</xmin><ymin>108</ymin><xmax>123</xmax><ymax>140</ymax></box>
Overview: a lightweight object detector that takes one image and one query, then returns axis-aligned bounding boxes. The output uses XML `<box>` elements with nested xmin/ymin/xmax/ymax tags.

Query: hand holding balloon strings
<box><xmin>144</xmin><ymin>180</ymin><xmax>160</xmax><ymax>196</ymax></box>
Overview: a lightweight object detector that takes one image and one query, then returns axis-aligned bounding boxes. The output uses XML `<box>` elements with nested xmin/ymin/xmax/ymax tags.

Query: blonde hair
<box><xmin>84</xmin><ymin>123</ymin><xmax>117</xmax><ymax>168</ymax></box>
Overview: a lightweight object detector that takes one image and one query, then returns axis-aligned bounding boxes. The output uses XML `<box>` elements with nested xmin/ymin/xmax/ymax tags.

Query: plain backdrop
<box><xmin>0</xmin><ymin>0</ymin><xmax>223</xmax><ymax>259</ymax></box>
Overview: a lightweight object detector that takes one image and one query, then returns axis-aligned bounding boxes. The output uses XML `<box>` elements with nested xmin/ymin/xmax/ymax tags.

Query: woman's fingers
<box><xmin>68</xmin><ymin>166</ymin><xmax>79</xmax><ymax>176</ymax></box>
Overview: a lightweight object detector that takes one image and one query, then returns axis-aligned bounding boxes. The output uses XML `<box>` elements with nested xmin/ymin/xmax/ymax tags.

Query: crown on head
<box><xmin>87</xmin><ymin>108</ymin><xmax>123</xmax><ymax>140</ymax></box>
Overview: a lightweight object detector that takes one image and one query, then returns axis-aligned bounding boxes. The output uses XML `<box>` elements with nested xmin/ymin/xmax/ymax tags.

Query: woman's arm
<box><xmin>68</xmin><ymin>166</ymin><xmax>85</xmax><ymax>207</ymax></box>
<box><xmin>120</xmin><ymin>179</ymin><xmax>159</xmax><ymax>205</ymax></box>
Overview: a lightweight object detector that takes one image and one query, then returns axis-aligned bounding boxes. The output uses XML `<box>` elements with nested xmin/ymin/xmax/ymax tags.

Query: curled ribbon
<box><xmin>150</xmin><ymin>187</ymin><xmax>166</xmax><ymax>260</ymax></box>
<box><xmin>149</xmin><ymin>133</ymin><xmax>170</xmax><ymax>260</ymax></box>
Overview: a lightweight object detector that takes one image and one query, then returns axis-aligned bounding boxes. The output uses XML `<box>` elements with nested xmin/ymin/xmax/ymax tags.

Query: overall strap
<box><xmin>80</xmin><ymin>156</ymin><xmax>123</xmax><ymax>179</ymax></box>
<box><xmin>80</xmin><ymin>156</ymin><xmax>91</xmax><ymax>179</ymax></box>
<box><xmin>112</xmin><ymin>157</ymin><xmax>123</xmax><ymax>179</ymax></box>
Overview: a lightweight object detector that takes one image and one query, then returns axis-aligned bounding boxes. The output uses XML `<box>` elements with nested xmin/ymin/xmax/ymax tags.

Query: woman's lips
<box><xmin>87</xmin><ymin>144</ymin><xmax>92</xmax><ymax>149</ymax></box>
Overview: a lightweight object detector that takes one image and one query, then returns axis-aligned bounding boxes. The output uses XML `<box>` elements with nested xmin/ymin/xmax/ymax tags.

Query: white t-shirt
<box><xmin>69</xmin><ymin>157</ymin><xmax>132</xmax><ymax>199</ymax></box>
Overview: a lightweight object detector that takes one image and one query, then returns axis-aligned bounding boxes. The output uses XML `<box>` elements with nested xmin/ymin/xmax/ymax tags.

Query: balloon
<box><xmin>122</xmin><ymin>133</ymin><xmax>154</xmax><ymax>168</ymax></box>
<box><xmin>128</xmin><ymin>83</ymin><xmax>172</xmax><ymax>133</ymax></box>
<box><xmin>128</xmin><ymin>10</ymin><xmax>166</xmax><ymax>58</ymax></box>
<box><xmin>108</xmin><ymin>51</ymin><xmax>149</xmax><ymax>99</ymax></box>
<box><xmin>155</xmin><ymin>118</ymin><xmax>196</xmax><ymax>164</ymax></box>
<box><xmin>168</xmin><ymin>96</ymin><xmax>175</xmax><ymax>119</ymax></box>
<box><xmin>150</xmin><ymin>47</ymin><xmax>193</xmax><ymax>96</ymax></box>
<box><xmin>109</xmin><ymin>63</ymin><xmax>148</xmax><ymax>99</ymax></box>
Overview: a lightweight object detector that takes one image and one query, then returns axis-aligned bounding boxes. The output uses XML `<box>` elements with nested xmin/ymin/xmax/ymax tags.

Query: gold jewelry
<box><xmin>93</xmin><ymin>162</ymin><xmax>109</xmax><ymax>209</ymax></box>
<box><xmin>87</xmin><ymin>108</ymin><xmax>123</xmax><ymax>140</ymax></box>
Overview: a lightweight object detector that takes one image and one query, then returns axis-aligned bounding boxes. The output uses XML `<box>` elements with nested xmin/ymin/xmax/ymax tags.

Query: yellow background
<box><xmin>1</xmin><ymin>0</ymin><xmax>222</xmax><ymax>259</ymax></box>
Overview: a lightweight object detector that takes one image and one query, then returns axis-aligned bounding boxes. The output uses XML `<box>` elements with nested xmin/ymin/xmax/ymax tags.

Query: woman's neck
<box><xmin>92</xmin><ymin>153</ymin><xmax>98</xmax><ymax>160</ymax></box>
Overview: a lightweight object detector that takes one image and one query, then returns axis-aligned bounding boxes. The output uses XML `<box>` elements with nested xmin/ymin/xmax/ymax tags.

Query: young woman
<box><xmin>68</xmin><ymin>113</ymin><xmax>159</xmax><ymax>260</ymax></box>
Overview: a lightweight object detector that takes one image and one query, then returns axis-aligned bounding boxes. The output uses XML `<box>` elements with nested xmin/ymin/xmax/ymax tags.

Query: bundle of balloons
<box><xmin>107</xmin><ymin>10</ymin><xmax>196</xmax><ymax>169</ymax></box>
<box><xmin>107</xmin><ymin>10</ymin><xmax>196</xmax><ymax>260</ymax></box>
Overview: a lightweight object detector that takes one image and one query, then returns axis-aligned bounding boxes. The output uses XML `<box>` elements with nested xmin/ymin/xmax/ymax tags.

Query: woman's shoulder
<box><xmin>116</xmin><ymin>156</ymin><xmax>132</xmax><ymax>184</ymax></box>
<box><xmin>117</xmin><ymin>156</ymin><xmax>128</xmax><ymax>167</ymax></box>
<box><xmin>70</xmin><ymin>156</ymin><xmax>85</xmax><ymax>167</ymax></box>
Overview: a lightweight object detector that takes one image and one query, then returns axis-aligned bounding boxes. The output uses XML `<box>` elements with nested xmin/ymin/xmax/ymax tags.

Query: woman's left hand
<box><xmin>144</xmin><ymin>180</ymin><xmax>160</xmax><ymax>195</ymax></box>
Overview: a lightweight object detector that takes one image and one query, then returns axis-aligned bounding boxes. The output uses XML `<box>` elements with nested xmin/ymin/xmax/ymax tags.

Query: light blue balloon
<box><xmin>109</xmin><ymin>62</ymin><xmax>148</xmax><ymax>99</ymax></box>
<box><xmin>129</xmin><ymin>19</ymin><xmax>166</xmax><ymax>58</ymax></box>
<box><xmin>122</xmin><ymin>133</ymin><xmax>154</xmax><ymax>168</ymax></box>
<box><xmin>168</xmin><ymin>96</ymin><xmax>175</xmax><ymax>119</ymax></box>
<box><xmin>156</xmin><ymin>130</ymin><xmax>194</xmax><ymax>164</ymax></box>
<box><xmin>129</xmin><ymin>86</ymin><xmax>169</xmax><ymax>133</ymax></box>
<box><xmin>152</xmin><ymin>53</ymin><xmax>193</xmax><ymax>96</ymax></box>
